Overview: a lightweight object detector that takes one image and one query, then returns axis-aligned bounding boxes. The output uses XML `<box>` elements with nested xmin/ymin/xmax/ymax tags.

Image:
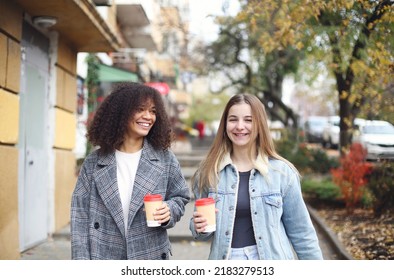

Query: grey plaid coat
<box><xmin>71</xmin><ymin>140</ymin><xmax>190</xmax><ymax>260</ymax></box>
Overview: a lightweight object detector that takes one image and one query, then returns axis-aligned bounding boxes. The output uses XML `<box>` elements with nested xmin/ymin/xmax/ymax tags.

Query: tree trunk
<box><xmin>336</xmin><ymin>78</ymin><xmax>354</xmax><ymax>156</ymax></box>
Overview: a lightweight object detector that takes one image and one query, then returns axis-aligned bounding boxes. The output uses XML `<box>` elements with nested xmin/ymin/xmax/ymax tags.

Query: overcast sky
<box><xmin>188</xmin><ymin>0</ymin><xmax>240</xmax><ymax>42</ymax></box>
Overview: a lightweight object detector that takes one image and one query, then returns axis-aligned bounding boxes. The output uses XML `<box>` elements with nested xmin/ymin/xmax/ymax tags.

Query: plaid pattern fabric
<box><xmin>71</xmin><ymin>140</ymin><xmax>190</xmax><ymax>259</ymax></box>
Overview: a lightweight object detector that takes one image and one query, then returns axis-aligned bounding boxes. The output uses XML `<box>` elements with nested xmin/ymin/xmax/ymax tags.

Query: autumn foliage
<box><xmin>331</xmin><ymin>143</ymin><xmax>373</xmax><ymax>213</ymax></box>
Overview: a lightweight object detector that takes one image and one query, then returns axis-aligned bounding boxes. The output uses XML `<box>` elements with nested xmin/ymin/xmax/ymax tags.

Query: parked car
<box><xmin>353</xmin><ymin>120</ymin><xmax>394</xmax><ymax>161</ymax></box>
<box><xmin>322</xmin><ymin>116</ymin><xmax>365</xmax><ymax>149</ymax></box>
<box><xmin>322</xmin><ymin>116</ymin><xmax>340</xmax><ymax>148</ymax></box>
<box><xmin>304</xmin><ymin>116</ymin><xmax>328</xmax><ymax>144</ymax></box>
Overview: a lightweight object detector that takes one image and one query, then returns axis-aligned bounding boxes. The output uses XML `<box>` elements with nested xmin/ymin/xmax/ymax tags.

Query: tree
<box><xmin>85</xmin><ymin>54</ymin><xmax>100</xmax><ymax>156</ymax></box>
<box><xmin>241</xmin><ymin>0</ymin><xmax>394</xmax><ymax>154</ymax></box>
<box><xmin>203</xmin><ymin>14</ymin><xmax>302</xmax><ymax>128</ymax></box>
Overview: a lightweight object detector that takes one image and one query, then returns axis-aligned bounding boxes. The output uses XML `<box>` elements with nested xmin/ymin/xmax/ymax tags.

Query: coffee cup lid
<box><xmin>144</xmin><ymin>194</ymin><xmax>163</xmax><ymax>202</ymax></box>
<box><xmin>195</xmin><ymin>197</ymin><xmax>215</xmax><ymax>206</ymax></box>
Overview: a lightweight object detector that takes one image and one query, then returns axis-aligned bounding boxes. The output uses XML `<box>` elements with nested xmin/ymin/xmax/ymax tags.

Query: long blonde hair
<box><xmin>192</xmin><ymin>93</ymin><xmax>297</xmax><ymax>193</ymax></box>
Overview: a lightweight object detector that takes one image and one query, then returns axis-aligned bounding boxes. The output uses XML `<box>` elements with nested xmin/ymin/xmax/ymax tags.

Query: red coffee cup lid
<box><xmin>144</xmin><ymin>194</ymin><xmax>163</xmax><ymax>202</ymax></box>
<box><xmin>195</xmin><ymin>198</ymin><xmax>215</xmax><ymax>206</ymax></box>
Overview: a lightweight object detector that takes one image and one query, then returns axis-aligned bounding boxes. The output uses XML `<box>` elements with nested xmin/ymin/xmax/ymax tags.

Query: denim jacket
<box><xmin>189</xmin><ymin>154</ymin><xmax>323</xmax><ymax>260</ymax></box>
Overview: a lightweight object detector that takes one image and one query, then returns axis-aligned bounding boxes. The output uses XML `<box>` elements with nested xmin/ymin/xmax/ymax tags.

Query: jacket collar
<box><xmin>218</xmin><ymin>152</ymin><xmax>269</xmax><ymax>176</ymax></box>
<box><xmin>96</xmin><ymin>139</ymin><xmax>159</xmax><ymax>166</ymax></box>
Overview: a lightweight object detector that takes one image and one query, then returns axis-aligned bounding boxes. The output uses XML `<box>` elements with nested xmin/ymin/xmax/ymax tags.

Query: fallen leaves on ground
<box><xmin>316</xmin><ymin>207</ymin><xmax>394</xmax><ymax>260</ymax></box>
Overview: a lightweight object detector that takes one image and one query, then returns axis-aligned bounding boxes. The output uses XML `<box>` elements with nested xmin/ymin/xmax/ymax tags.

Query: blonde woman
<box><xmin>190</xmin><ymin>93</ymin><xmax>323</xmax><ymax>260</ymax></box>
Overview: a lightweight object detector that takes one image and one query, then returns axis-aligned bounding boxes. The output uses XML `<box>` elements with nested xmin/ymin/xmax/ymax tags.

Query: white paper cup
<box><xmin>144</xmin><ymin>194</ymin><xmax>163</xmax><ymax>227</ymax></box>
<box><xmin>195</xmin><ymin>198</ymin><xmax>216</xmax><ymax>232</ymax></box>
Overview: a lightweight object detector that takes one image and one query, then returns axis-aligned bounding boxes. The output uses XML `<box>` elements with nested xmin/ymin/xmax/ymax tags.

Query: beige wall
<box><xmin>53</xmin><ymin>38</ymin><xmax>78</xmax><ymax>232</ymax></box>
<box><xmin>0</xmin><ymin>146</ymin><xmax>19</xmax><ymax>259</ymax></box>
<box><xmin>0</xmin><ymin>0</ymin><xmax>79</xmax><ymax>257</ymax></box>
<box><xmin>0</xmin><ymin>33</ymin><xmax>6</xmax><ymax>87</ymax></box>
<box><xmin>0</xmin><ymin>0</ymin><xmax>22</xmax><ymax>259</ymax></box>
<box><xmin>0</xmin><ymin>89</ymin><xmax>19</xmax><ymax>144</ymax></box>
<box><xmin>54</xmin><ymin>150</ymin><xmax>76</xmax><ymax>231</ymax></box>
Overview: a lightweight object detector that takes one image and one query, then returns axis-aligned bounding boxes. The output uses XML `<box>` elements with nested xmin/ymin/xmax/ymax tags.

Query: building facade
<box><xmin>0</xmin><ymin>0</ymin><xmax>121</xmax><ymax>259</ymax></box>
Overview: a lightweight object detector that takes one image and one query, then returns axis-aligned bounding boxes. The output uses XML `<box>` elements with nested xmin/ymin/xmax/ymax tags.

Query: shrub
<box><xmin>275</xmin><ymin>135</ymin><xmax>339</xmax><ymax>175</ymax></box>
<box><xmin>330</xmin><ymin>143</ymin><xmax>373</xmax><ymax>213</ymax></box>
<box><xmin>306</xmin><ymin>147</ymin><xmax>339</xmax><ymax>174</ymax></box>
<box><xmin>301</xmin><ymin>176</ymin><xmax>342</xmax><ymax>203</ymax></box>
<box><xmin>366</xmin><ymin>160</ymin><xmax>394</xmax><ymax>216</ymax></box>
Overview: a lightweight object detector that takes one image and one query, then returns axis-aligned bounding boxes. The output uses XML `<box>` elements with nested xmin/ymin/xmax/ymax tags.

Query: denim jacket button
<box><xmin>225</xmin><ymin>231</ymin><xmax>229</xmax><ymax>235</ymax></box>
<box><xmin>254</xmin><ymin>212</ymin><xmax>257</xmax><ymax>215</ymax></box>
<box><xmin>231</xmin><ymin>184</ymin><xmax>236</xmax><ymax>189</ymax></box>
<box><xmin>229</xmin><ymin>206</ymin><xmax>234</xmax><ymax>211</ymax></box>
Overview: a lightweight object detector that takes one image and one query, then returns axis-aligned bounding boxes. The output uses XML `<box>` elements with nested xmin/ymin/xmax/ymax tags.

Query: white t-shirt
<box><xmin>115</xmin><ymin>149</ymin><xmax>142</xmax><ymax>233</ymax></box>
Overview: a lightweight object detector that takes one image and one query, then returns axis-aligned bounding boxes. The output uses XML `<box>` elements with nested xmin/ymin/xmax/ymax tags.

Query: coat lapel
<box><xmin>94</xmin><ymin>152</ymin><xmax>126</xmax><ymax>237</ymax></box>
<box><xmin>127</xmin><ymin>141</ymin><xmax>165</xmax><ymax>229</ymax></box>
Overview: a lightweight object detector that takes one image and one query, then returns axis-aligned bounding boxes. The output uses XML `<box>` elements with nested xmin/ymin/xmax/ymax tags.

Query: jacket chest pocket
<box><xmin>262</xmin><ymin>194</ymin><xmax>283</xmax><ymax>227</ymax></box>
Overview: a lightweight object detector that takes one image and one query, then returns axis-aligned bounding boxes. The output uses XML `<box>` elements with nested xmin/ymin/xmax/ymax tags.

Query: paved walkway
<box><xmin>21</xmin><ymin>200</ymin><xmax>346</xmax><ymax>260</ymax></box>
<box><xmin>21</xmin><ymin>202</ymin><xmax>211</xmax><ymax>260</ymax></box>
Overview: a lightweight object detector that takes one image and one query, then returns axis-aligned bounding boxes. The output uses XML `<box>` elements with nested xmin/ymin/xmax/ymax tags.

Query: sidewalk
<box><xmin>21</xmin><ymin>200</ymin><xmax>348</xmax><ymax>260</ymax></box>
<box><xmin>21</xmin><ymin>202</ymin><xmax>211</xmax><ymax>260</ymax></box>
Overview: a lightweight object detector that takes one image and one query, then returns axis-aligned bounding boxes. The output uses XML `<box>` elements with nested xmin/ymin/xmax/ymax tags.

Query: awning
<box><xmin>98</xmin><ymin>64</ymin><xmax>139</xmax><ymax>82</ymax></box>
<box><xmin>145</xmin><ymin>82</ymin><xmax>170</xmax><ymax>96</ymax></box>
<box><xmin>15</xmin><ymin>0</ymin><xmax>120</xmax><ymax>52</ymax></box>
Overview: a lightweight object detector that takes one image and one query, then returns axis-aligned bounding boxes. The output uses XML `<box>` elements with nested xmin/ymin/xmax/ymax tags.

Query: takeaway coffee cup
<box><xmin>195</xmin><ymin>198</ymin><xmax>216</xmax><ymax>232</ymax></box>
<box><xmin>144</xmin><ymin>194</ymin><xmax>163</xmax><ymax>227</ymax></box>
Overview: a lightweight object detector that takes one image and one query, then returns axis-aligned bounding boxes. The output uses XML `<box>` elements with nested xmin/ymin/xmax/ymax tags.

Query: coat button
<box><xmin>161</xmin><ymin>253</ymin><xmax>167</xmax><ymax>260</ymax></box>
<box><xmin>94</xmin><ymin>222</ymin><xmax>99</xmax><ymax>229</ymax></box>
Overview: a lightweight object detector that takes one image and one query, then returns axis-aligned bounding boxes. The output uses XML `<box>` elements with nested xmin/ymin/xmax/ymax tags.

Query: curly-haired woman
<box><xmin>190</xmin><ymin>93</ymin><xmax>323</xmax><ymax>260</ymax></box>
<box><xmin>71</xmin><ymin>82</ymin><xmax>190</xmax><ymax>260</ymax></box>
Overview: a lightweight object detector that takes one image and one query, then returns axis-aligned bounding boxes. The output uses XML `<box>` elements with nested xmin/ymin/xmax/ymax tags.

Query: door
<box><xmin>18</xmin><ymin>22</ymin><xmax>50</xmax><ymax>251</ymax></box>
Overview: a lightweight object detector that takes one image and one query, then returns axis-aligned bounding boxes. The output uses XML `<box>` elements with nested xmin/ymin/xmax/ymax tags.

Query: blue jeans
<box><xmin>229</xmin><ymin>245</ymin><xmax>259</xmax><ymax>260</ymax></box>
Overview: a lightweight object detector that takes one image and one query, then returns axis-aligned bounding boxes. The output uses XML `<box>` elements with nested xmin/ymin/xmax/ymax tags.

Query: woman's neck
<box><xmin>119</xmin><ymin>137</ymin><xmax>143</xmax><ymax>153</ymax></box>
<box><xmin>231</xmin><ymin>146</ymin><xmax>255</xmax><ymax>172</ymax></box>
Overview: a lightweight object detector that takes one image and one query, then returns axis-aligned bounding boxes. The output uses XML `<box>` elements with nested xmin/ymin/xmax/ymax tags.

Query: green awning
<box><xmin>98</xmin><ymin>64</ymin><xmax>139</xmax><ymax>82</ymax></box>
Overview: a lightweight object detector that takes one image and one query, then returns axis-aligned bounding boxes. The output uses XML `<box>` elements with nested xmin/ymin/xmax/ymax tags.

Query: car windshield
<box><xmin>363</xmin><ymin>125</ymin><xmax>394</xmax><ymax>134</ymax></box>
<box><xmin>309</xmin><ymin>119</ymin><xmax>326</xmax><ymax>127</ymax></box>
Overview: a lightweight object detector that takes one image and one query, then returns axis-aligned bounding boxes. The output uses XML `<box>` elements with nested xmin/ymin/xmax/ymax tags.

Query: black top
<box><xmin>231</xmin><ymin>170</ymin><xmax>256</xmax><ymax>248</ymax></box>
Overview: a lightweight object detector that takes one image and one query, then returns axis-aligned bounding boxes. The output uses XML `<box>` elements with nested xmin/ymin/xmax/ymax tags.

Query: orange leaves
<box><xmin>331</xmin><ymin>143</ymin><xmax>373</xmax><ymax>213</ymax></box>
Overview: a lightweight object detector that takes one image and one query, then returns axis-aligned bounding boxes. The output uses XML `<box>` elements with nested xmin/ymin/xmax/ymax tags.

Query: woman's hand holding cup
<box><xmin>153</xmin><ymin>202</ymin><xmax>171</xmax><ymax>224</ymax></box>
<box><xmin>193</xmin><ymin>211</ymin><xmax>208</xmax><ymax>233</ymax></box>
<box><xmin>194</xmin><ymin>198</ymin><xmax>217</xmax><ymax>233</ymax></box>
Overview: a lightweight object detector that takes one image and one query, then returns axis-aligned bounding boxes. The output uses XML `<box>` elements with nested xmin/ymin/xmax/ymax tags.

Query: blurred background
<box><xmin>0</xmin><ymin>0</ymin><xmax>393</xmax><ymax>260</ymax></box>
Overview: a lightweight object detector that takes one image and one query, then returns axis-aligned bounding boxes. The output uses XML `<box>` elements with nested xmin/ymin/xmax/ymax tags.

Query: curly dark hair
<box><xmin>87</xmin><ymin>82</ymin><xmax>173</xmax><ymax>154</ymax></box>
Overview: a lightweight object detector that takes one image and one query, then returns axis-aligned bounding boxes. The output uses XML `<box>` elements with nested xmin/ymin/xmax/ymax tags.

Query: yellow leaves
<box><xmin>343</xmin><ymin>117</ymin><xmax>352</xmax><ymax>128</ymax></box>
<box><xmin>344</xmin><ymin>0</ymin><xmax>354</xmax><ymax>10</ymax></box>
<box><xmin>340</xmin><ymin>90</ymin><xmax>349</xmax><ymax>100</ymax></box>
<box><xmin>258</xmin><ymin>34</ymin><xmax>277</xmax><ymax>53</ymax></box>
<box><xmin>351</xmin><ymin>60</ymin><xmax>368</xmax><ymax>76</ymax></box>
<box><xmin>295</xmin><ymin>41</ymin><xmax>304</xmax><ymax>50</ymax></box>
<box><xmin>249</xmin><ymin>17</ymin><xmax>257</xmax><ymax>32</ymax></box>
